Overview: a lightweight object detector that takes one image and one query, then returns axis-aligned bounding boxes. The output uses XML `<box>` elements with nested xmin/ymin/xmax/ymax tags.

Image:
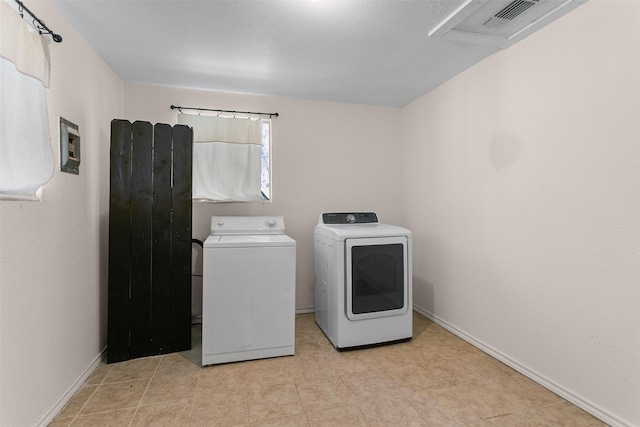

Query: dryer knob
<box><xmin>217</xmin><ymin>221</ymin><xmax>224</xmax><ymax>226</ymax></box>
<box><xmin>266</xmin><ymin>219</ymin><xmax>277</xmax><ymax>227</ymax></box>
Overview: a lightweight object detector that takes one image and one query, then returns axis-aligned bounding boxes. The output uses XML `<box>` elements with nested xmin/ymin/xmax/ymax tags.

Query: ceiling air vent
<box><xmin>429</xmin><ymin>0</ymin><xmax>588</xmax><ymax>48</ymax></box>
<box><xmin>483</xmin><ymin>0</ymin><xmax>538</xmax><ymax>28</ymax></box>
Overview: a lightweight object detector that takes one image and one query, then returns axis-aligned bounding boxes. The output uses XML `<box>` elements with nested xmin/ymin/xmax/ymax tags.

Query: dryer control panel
<box><xmin>321</xmin><ymin>212</ymin><xmax>378</xmax><ymax>224</ymax></box>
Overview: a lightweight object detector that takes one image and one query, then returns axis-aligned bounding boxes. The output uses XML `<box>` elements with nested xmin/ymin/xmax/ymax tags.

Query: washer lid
<box><xmin>210</xmin><ymin>216</ymin><xmax>285</xmax><ymax>235</ymax></box>
<box><xmin>204</xmin><ymin>234</ymin><xmax>296</xmax><ymax>248</ymax></box>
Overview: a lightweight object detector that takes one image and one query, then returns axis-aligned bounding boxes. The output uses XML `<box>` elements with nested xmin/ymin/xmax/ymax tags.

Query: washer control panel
<box><xmin>211</xmin><ymin>216</ymin><xmax>285</xmax><ymax>235</ymax></box>
<box><xmin>321</xmin><ymin>212</ymin><xmax>378</xmax><ymax>224</ymax></box>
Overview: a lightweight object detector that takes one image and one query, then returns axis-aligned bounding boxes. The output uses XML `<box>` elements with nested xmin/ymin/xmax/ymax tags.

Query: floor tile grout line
<box><xmin>64</xmin><ymin>388</ymin><xmax>95</xmax><ymax>425</ymax></box>
<box><xmin>64</xmin><ymin>364</ymin><xmax>113</xmax><ymax>425</ymax></box>
<box><xmin>185</xmin><ymin>368</ymin><xmax>202</xmax><ymax>426</ymax></box>
<box><xmin>292</xmin><ymin>381</ymin><xmax>312</xmax><ymax>427</ymax></box>
<box><xmin>126</xmin><ymin>356</ymin><xmax>163</xmax><ymax>427</ymax></box>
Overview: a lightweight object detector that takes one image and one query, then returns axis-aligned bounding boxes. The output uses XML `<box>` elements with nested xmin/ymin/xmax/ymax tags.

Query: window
<box><xmin>177</xmin><ymin>114</ymin><xmax>272</xmax><ymax>203</ymax></box>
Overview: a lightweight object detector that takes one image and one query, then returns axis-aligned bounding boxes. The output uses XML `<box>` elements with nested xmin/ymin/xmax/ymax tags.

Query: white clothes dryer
<box><xmin>203</xmin><ymin>216</ymin><xmax>296</xmax><ymax>365</ymax></box>
<box><xmin>314</xmin><ymin>212</ymin><xmax>412</xmax><ymax>350</ymax></box>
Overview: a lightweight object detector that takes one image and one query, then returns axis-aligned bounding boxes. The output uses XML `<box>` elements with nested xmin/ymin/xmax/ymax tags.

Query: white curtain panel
<box><xmin>178</xmin><ymin>113</ymin><xmax>263</xmax><ymax>202</ymax></box>
<box><xmin>0</xmin><ymin>0</ymin><xmax>53</xmax><ymax>201</ymax></box>
<box><xmin>192</xmin><ymin>142</ymin><xmax>263</xmax><ymax>202</ymax></box>
<box><xmin>179</xmin><ymin>113</ymin><xmax>261</xmax><ymax>145</ymax></box>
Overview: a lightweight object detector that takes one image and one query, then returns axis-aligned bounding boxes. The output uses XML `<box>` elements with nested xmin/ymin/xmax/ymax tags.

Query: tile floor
<box><xmin>50</xmin><ymin>313</ymin><xmax>606</xmax><ymax>426</ymax></box>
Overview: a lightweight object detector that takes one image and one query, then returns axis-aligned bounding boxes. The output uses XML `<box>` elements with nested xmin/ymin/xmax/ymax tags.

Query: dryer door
<box><xmin>345</xmin><ymin>236</ymin><xmax>408</xmax><ymax>321</ymax></box>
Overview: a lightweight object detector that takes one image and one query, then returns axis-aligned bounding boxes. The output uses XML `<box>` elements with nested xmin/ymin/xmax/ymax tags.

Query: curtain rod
<box><xmin>14</xmin><ymin>0</ymin><xmax>62</xmax><ymax>43</ymax></box>
<box><xmin>170</xmin><ymin>105</ymin><xmax>278</xmax><ymax>118</ymax></box>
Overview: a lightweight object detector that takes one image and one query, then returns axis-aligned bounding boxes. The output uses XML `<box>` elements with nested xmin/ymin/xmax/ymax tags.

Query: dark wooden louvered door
<box><xmin>108</xmin><ymin>120</ymin><xmax>193</xmax><ymax>363</ymax></box>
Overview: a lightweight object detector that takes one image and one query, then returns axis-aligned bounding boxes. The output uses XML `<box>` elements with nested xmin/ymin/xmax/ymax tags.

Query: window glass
<box><xmin>260</xmin><ymin>120</ymin><xmax>271</xmax><ymax>200</ymax></box>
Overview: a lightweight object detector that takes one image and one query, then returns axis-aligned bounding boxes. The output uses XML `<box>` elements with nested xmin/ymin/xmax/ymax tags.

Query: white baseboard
<box><xmin>36</xmin><ymin>347</ymin><xmax>107</xmax><ymax>427</ymax></box>
<box><xmin>413</xmin><ymin>304</ymin><xmax>631</xmax><ymax>427</ymax></box>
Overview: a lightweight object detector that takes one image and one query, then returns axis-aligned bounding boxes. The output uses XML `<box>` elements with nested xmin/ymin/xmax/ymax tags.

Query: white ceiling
<box><xmin>50</xmin><ymin>0</ymin><xmax>580</xmax><ymax>108</ymax></box>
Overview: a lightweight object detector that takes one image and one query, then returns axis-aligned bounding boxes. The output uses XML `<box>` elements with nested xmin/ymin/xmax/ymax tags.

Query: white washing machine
<box><xmin>315</xmin><ymin>212</ymin><xmax>412</xmax><ymax>350</ymax></box>
<box><xmin>202</xmin><ymin>216</ymin><xmax>296</xmax><ymax>365</ymax></box>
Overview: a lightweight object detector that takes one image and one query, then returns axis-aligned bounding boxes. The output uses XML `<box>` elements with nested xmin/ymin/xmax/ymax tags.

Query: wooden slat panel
<box><xmin>108</xmin><ymin>119</ymin><xmax>132</xmax><ymax>363</ymax></box>
<box><xmin>109</xmin><ymin>120</ymin><xmax>194</xmax><ymax>361</ymax></box>
<box><xmin>171</xmin><ymin>125</ymin><xmax>193</xmax><ymax>351</ymax></box>
<box><xmin>151</xmin><ymin>123</ymin><xmax>173</xmax><ymax>354</ymax></box>
<box><xmin>129</xmin><ymin>121</ymin><xmax>154</xmax><ymax>358</ymax></box>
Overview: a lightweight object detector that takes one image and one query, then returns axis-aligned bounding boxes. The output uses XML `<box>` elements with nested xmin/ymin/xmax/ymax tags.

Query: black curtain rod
<box><xmin>14</xmin><ymin>0</ymin><xmax>62</xmax><ymax>42</ymax></box>
<box><xmin>170</xmin><ymin>105</ymin><xmax>278</xmax><ymax>118</ymax></box>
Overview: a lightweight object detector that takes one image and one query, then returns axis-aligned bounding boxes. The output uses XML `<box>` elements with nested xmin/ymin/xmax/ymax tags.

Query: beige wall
<box><xmin>402</xmin><ymin>1</ymin><xmax>640</xmax><ymax>425</ymax></box>
<box><xmin>124</xmin><ymin>83</ymin><xmax>404</xmax><ymax>312</ymax></box>
<box><xmin>0</xmin><ymin>1</ymin><xmax>124</xmax><ymax>425</ymax></box>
